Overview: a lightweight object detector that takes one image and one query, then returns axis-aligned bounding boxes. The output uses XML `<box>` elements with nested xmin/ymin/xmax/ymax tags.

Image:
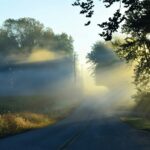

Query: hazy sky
<box><xmin>0</xmin><ymin>0</ymin><xmax>119</xmax><ymax>63</ymax></box>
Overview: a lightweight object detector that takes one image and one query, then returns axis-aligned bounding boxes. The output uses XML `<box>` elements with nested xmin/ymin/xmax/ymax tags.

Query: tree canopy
<box><xmin>73</xmin><ymin>0</ymin><xmax>150</xmax><ymax>91</ymax></box>
<box><xmin>87</xmin><ymin>41</ymin><xmax>120</xmax><ymax>68</ymax></box>
<box><xmin>0</xmin><ymin>18</ymin><xmax>74</xmax><ymax>63</ymax></box>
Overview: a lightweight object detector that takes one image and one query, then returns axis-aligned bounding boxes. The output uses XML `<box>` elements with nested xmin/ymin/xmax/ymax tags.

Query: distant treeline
<box><xmin>87</xmin><ymin>41</ymin><xmax>120</xmax><ymax>68</ymax></box>
<box><xmin>0</xmin><ymin>18</ymin><xmax>74</xmax><ymax>63</ymax></box>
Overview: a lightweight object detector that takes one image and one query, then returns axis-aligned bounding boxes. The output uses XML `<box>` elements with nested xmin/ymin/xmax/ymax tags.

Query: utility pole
<box><xmin>73</xmin><ymin>52</ymin><xmax>76</xmax><ymax>84</ymax></box>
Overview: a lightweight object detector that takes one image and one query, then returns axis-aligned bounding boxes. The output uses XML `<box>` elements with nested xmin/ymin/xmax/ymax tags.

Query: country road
<box><xmin>0</xmin><ymin>98</ymin><xmax>150</xmax><ymax>150</ymax></box>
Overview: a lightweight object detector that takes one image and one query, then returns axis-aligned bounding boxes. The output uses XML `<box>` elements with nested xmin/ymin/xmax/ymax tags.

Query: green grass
<box><xmin>0</xmin><ymin>95</ymin><xmax>56</xmax><ymax>114</ymax></box>
<box><xmin>121</xmin><ymin>92</ymin><xmax>150</xmax><ymax>132</ymax></box>
<box><xmin>121</xmin><ymin>117</ymin><xmax>150</xmax><ymax>131</ymax></box>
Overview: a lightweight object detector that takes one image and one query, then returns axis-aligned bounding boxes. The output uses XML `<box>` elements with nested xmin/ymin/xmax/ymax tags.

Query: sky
<box><xmin>0</xmin><ymin>0</ymin><xmax>119</xmax><ymax>64</ymax></box>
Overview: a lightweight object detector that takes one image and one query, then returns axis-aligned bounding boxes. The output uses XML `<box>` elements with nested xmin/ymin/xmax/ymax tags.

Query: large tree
<box><xmin>0</xmin><ymin>18</ymin><xmax>74</xmax><ymax>63</ymax></box>
<box><xmin>2</xmin><ymin>18</ymin><xmax>44</xmax><ymax>53</ymax></box>
<box><xmin>87</xmin><ymin>41</ymin><xmax>120</xmax><ymax>68</ymax></box>
<box><xmin>73</xmin><ymin>0</ymin><xmax>150</xmax><ymax>91</ymax></box>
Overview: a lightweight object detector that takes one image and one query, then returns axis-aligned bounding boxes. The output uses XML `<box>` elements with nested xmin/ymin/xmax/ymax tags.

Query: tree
<box><xmin>73</xmin><ymin>0</ymin><xmax>150</xmax><ymax>92</ymax></box>
<box><xmin>0</xmin><ymin>28</ymin><xmax>18</xmax><ymax>55</ymax></box>
<box><xmin>51</xmin><ymin>33</ymin><xmax>74</xmax><ymax>55</ymax></box>
<box><xmin>2</xmin><ymin>18</ymin><xmax>44</xmax><ymax>53</ymax></box>
<box><xmin>87</xmin><ymin>41</ymin><xmax>120</xmax><ymax>68</ymax></box>
<box><xmin>0</xmin><ymin>18</ymin><xmax>74</xmax><ymax>63</ymax></box>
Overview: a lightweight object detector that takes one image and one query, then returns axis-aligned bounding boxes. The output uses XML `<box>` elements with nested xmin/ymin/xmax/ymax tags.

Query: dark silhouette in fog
<box><xmin>0</xmin><ymin>58</ymin><xmax>74</xmax><ymax>96</ymax></box>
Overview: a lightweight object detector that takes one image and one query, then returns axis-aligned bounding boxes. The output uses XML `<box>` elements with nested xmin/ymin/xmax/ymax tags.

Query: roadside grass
<box><xmin>0</xmin><ymin>112</ymin><xmax>56</xmax><ymax>138</ymax></box>
<box><xmin>120</xmin><ymin>92</ymin><xmax>150</xmax><ymax>132</ymax></box>
<box><xmin>121</xmin><ymin>117</ymin><xmax>150</xmax><ymax>131</ymax></box>
<box><xmin>0</xmin><ymin>96</ymin><xmax>80</xmax><ymax>138</ymax></box>
<box><xmin>0</xmin><ymin>96</ymin><xmax>56</xmax><ymax>114</ymax></box>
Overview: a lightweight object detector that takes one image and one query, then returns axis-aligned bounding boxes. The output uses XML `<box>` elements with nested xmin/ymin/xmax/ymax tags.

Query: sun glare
<box><xmin>28</xmin><ymin>49</ymin><xmax>57</xmax><ymax>62</ymax></box>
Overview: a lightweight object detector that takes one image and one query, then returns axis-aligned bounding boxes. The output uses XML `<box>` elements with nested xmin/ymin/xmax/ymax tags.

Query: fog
<box><xmin>1</xmin><ymin>48</ymin><xmax>67</xmax><ymax>64</ymax></box>
<box><xmin>79</xmin><ymin>60</ymin><xmax>136</xmax><ymax>116</ymax></box>
<box><xmin>0</xmin><ymin>47</ymin><xmax>136</xmax><ymax>116</ymax></box>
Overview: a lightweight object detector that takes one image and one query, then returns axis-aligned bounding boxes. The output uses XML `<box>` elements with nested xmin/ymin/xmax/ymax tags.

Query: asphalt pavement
<box><xmin>0</xmin><ymin>98</ymin><xmax>150</xmax><ymax>150</ymax></box>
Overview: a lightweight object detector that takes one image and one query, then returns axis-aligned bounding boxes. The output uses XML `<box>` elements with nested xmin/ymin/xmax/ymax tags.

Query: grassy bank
<box><xmin>0</xmin><ymin>112</ymin><xmax>56</xmax><ymax>138</ymax></box>
<box><xmin>121</xmin><ymin>117</ymin><xmax>150</xmax><ymax>131</ymax></box>
<box><xmin>0</xmin><ymin>95</ymin><xmax>81</xmax><ymax>138</ymax></box>
<box><xmin>121</xmin><ymin>92</ymin><xmax>150</xmax><ymax>131</ymax></box>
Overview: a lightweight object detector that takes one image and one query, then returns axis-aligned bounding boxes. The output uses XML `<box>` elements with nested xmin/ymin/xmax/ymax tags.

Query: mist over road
<box><xmin>0</xmin><ymin>98</ymin><xmax>150</xmax><ymax>150</ymax></box>
<box><xmin>0</xmin><ymin>59</ymin><xmax>149</xmax><ymax>150</ymax></box>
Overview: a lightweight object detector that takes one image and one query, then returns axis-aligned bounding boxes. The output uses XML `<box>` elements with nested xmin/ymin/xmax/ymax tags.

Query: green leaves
<box><xmin>87</xmin><ymin>42</ymin><xmax>120</xmax><ymax>68</ymax></box>
<box><xmin>72</xmin><ymin>0</ymin><xmax>94</xmax><ymax>26</ymax></box>
<box><xmin>0</xmin><ymin>18</ymin><xmax>74</xmax><ymax>63</ymax></box>
<box><xmin>98</xmin><ymin>10</ymin><xmax>125</xmax><ymax>41</ymax></box>
<box><xmin>73</xmin><ymin>0</ymin><xmax>150</xmax><ymax>91</ymax></box>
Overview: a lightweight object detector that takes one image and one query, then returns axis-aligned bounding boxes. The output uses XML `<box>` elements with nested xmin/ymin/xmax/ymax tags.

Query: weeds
<box><xmin>0</xmin><ymin>112</ymin><xmax>55</xmax><ymax>138</ymax></box>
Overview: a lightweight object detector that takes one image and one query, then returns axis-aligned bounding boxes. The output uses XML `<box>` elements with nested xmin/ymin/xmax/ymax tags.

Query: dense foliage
<box><xmin>87</xmin><ymin>41</ymin><xmax>120</xmax><ymax>68</ymax></box>
<box><xmin>0</xmin><ymin>18</ymin><xmax>74</xmax><ymax>63</ymax></box>
<box><xmin>73</xmin><ymin>0</ymin><xmax>150</xmax><ymax>92</ymax></box>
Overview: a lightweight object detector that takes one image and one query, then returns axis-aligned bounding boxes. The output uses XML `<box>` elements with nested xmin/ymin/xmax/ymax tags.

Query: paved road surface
<box><xmin>0</xmin><ymin>98</ymin><xmax>150</xmax><ymax>150</ymax></box>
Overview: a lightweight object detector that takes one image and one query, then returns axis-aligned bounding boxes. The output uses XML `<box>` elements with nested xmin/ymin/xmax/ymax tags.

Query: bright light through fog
<box><xmin>0</xmin><ymin>1</ymin><xmax>149</xmax><ymax>149</ymax></box>
<box><xmin>146</xmin><ymin>33</ymin><xmax>150</xmax><ymax>40</ymax></box>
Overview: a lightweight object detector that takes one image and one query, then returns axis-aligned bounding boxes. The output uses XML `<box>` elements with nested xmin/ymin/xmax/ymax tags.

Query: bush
<box><xmin>133</xmin><ymin>91</ymin><xmax>150</xmax><ymax>118</ymax></box>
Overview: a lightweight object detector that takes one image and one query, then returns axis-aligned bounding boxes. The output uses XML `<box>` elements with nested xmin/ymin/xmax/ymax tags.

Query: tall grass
<box><xmin>0</xmin><ymin>95</ymin><xmax>80</xmax><ymax>137</ymax></box>
<box><xmin>0</xmin><ymin>112</ymin><xmax>55</xmax><ymax>137</ymax></box>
